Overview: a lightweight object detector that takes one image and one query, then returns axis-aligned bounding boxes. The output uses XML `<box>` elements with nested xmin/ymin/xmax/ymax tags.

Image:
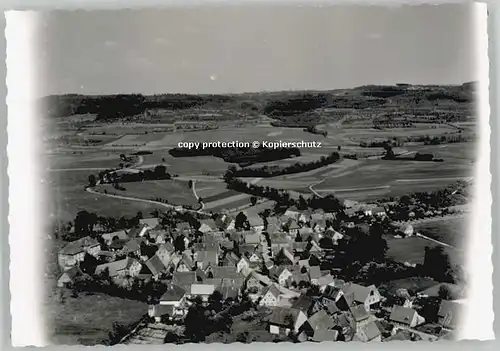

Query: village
<box><xmin>56</xmin><ymin>194</ymin><xmax>464</xmax><ymax>344</ymax></box>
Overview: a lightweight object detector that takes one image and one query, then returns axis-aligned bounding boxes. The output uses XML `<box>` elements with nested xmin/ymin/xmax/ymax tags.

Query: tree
<box><xmin>74</xmin><ymin>210</ymin><xmax>98</xmax><ymax>237</ymax></box>
<box><xmin>188</xmin><ymin>180</ymin><xmax>193</xmax><ymax>188</ymax></box>
<box><xmin>88</xmin><ymin>174</ymin><xmax>97</xmax><ymax>187</ymax></box>
<box><xmin>80</xmin><ymin>253</ymin><xmax>98</xmax><ymax>274</ymax></box>
<box><xmin>235</xmin><ymin>212</ymin><xmax>248</xmax><ymax>230</ymax></box>
<box><xmin>250</xmin><ymin>196</ymin><xmax>258</xmax><ymax>206</ymax></box>
<box><xmin>438</xmin><ymin>285</ymin><xmax>453</xmax><ymax>300</ymax></box>
<box><xmin>173</xmin><ymin>235</ymin><xmax>186</xmax><ymax>252</ymax></box>
<box><xmin>422</xmin><ymin>246</ymin><xmax>451</xmax><ymax>282</ymax></box>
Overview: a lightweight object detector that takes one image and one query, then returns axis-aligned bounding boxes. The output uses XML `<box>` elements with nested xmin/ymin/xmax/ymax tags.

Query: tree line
<box><xmin>169</xmin><ymin>145</ymin><xmax>301</xmax><ymax>166</ymax></box>
<box><xmin>229</xmin><ymin>152</ymin><xmax>340</xmax><ymax>178</ymax></box>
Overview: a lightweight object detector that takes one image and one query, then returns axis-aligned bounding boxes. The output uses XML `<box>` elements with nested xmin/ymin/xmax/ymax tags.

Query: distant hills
<box><xmin>39</xmin><ymin>82</ymin><xmax>477</xmax><ymax>120</ymax></box>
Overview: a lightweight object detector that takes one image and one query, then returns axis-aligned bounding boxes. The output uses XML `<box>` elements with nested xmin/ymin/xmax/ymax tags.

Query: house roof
<box><xmin>269</xmin><ymin>307</ymin><xmax>302</xmax><ymax>327</ymax></box>
<box><xmin>248</xmin><ymin>216</ymin><xmax>264</xmax><ymax>227</ymax></box>
<box><xmin>196</xmin><ymin>250</ymin><xmax>218</xmax><ymax>269</ymax></box>
<box><xmin>309</xmin><ymin>266</ymin><xmax>321</xmax><ymax>280</ymax></box>
<box><xmin>140</xmin><ymin>217</ymin><xmax>160</xmax><ymax>228</ymax></box>
<box><xmin>312</xmin><ymin>329</ymin><xmax>339</xmax><ymax>342</ymax></box>
<box><xmin>176</xmin><ymin>222</ymin><xmax>192</xmax><ymax>232</ymax></box>
<box><xmin>244</xmin><ymin>233</ymin><xmax>262</xmax><ymax>245</ymax></box>
<box><xmin>325</xmin><ymin>302</ymin><xmax>341</xmax><ymax>315</ymax></box>
<box><xmin>292</xmin><ymin>295</ymin><xmax>314</xmax><ymax>313</ymax></box>
<box><xmin>145</xmin><ymin>255</ymin><xmax>166</xmax><ymax>276</ymax></box>
<box><xmin>204</xmin><ymin>278</ymin><xmax>222</xmax><ymax>288</ymax></box>
<box><xmin>263</xmin><ymin>283</ymin><xmax>281</xmax><ymax>299</ymax></box>
<box><xmin>362</xmin><ymin>321</ymin><xmax>382</xmax><ymax>341</ymax></box>
<box><xmin>240</xmin><ymin>244</ymin><xmax>258</xmax><ymax>256</ymax></box>
<box><xmin>191</xmin><ymin>284</ymin><xmax>215</xmax><ymax>295</ymax></box>
<box><xmin>308</xmin><ymin>309</ymin><xmax>335</xmax><ymax>330</ymax></box>
<box><xmin>351</xmin><ymin>304</ymin><xmax>370</xmax><ymax>322</ymax></box>
<box><xmin>160</xmin><ymin>284</ymin><xmax>186</xmax><ymax>302</ymax></box>
<box><xmin>316</xmin><ymin>274</ymin><xmax>334</xmax><ymax>287</ymax></box>
<box><xmin>95</xmin><ymin>257</ymin><xmax>139</xmax><ymax>277</ymax></box>
<box><xmin>172</xmin><ymin>271</ymin><xmax>197</xmax><ymax>287</ymax></box>
<box><xmin>211</xmin><ymin>266</ymin><xmax>238</xmax><ymax>279</ymax></box>
<box><xmin>390</xmin><ymin>306</ymin><xmax>417</xmax><ymax>325</ymax></box>
<box><xmin>59</xmin><ymin>266</ymin><xmax>83</xmax><ymax>280</ymax></box>
<box><xmin>60</xmin><ymin>236</ymin><xmax>99</xmax><ymax>255</ymax></box>
<box><xmin>298</xmin><ymin>227</ymin><xmax>313</xmax><ymax>235</ymax></box>
<box><xmin>293</xmin><ymin>242</ymin><xmax>308</xmax><ymax>251</ymax></box>
<box><xmin>124</xmin><ymin>238</ymin><xmax>141</xmax><ymax>253</ymax></box>
<box><xmin>342</xmin><ymin>283</ymin><xmax>378</xmax><ymax>304</ymax></box>
<box><xmin>101</xmin><ymin>230</ymin><xmax>128</xmax><ymax>243</ymax></box>
<box><xmin>220</xmin><ymin>285</ymin><xmax>239</xmax><ymax>300</ymax></box>
<box><xmin>150</xmin><ymin>304</ymin><xmax>174</xmax><ymax>317</ymax></box>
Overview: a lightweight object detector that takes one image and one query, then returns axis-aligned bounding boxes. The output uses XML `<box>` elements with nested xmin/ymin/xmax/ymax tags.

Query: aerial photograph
<box><xmin>39</xmin><ymin>4</ymin><xmax>476</xmax><ymax>345</ymax></box>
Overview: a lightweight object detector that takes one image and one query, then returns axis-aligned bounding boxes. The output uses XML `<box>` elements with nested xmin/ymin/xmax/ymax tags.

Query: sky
<box><xmin>36</xmin><ymin>4</ymin><xmax>476</xmax><ymax>96</ymax></box>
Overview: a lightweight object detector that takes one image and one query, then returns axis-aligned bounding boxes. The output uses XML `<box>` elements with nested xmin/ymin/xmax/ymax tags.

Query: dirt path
<box><xmin>415</xmin><ymin>232</ymin><xmax>461</xmax><ymax>251</ymax></box>
<box><xmin>191</xmin><ymin>180</ymin><xmax>205</xmax><ymax>211</ymax></box>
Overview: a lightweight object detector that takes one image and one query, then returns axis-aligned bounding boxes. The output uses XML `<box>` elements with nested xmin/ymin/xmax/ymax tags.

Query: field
<box><xmin>47</xmin><ymin>292</ymin><xmax>147</xmax><ymax>345</ymax></box>
<box><xmin>386</xmin><ymin>236</ymin><xmax>463</xmax><ymax>266</ymax></box>
<box><xmin>94</xmin><ymin>179</ymin><xmax>199</xmax><ymax>208</ymax></box>
<box><xmin>413</xmin><ymin>217</ymin><xmax>468</xmax><ymax>248</ymax></box>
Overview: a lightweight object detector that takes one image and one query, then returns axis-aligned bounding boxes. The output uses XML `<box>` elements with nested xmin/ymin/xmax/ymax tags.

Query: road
<box><xmin>415</xmin><ymin>232</ymin><xmax>459</xmax><ymax>250</ymax></box>
<box><xmin>85</xmin><ymin>186</ymin><xmax>209</xmax><ymax>216</ymax></box>
<box><xmin>49</xmin><ymin>155</ymin><xmax>144</xmax><ymax>173</ymax></box>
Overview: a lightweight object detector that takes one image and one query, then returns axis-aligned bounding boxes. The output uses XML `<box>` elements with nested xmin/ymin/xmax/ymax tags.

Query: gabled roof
<box><xmin>308</xmin><ymin>309</ymin><xmax>335</xmax><ymax>330</ymax></box>
<box><xmin>244</xmin><ymin>232</ymin><xmax>262</xmax><ymax>245</ymax></box>
<box><xmin>124</xmin><ymin>238</ymin><xmax>141</xmax><ymax>253</ymax></box>
<box><xmin>292</xmin><ymin>295</ymin><xmax>314</xmax><ymax>313</ymax></box>
<box><xmin>390</xmin><ymin>306</ymin><xmax>418</xmax><ymax>325</ymax></box>
<box><xmin>312</xmin><ymin>329</ymin><xmax>338</xmax><ymax>342</ymax></box>
<box><xmin>351</xmin><ymin>304</ymin><xmax>370</xmax><ymax>322</ymax></box>
<box><xmin>145</xmin><ymin>255</ymin><xmax>166</xmax><ymax>276</ymax></box>
<box><xmin>95</xmin><ymin>257</ymin><xmax>140</xmax><ymax>277</ymax></box>
<box><xmin>263</xmin><ymin>283</ymin><xmax>281</xmax><ymax>299</ymax></box>
<box><xmin>269</xmin><ymin>307</ymin><xmax>302</xmax><ymax>327</ymax></box>
<box><xmin>60</xmin><ymin>236</ymin><xmax>100</xmax><ymax>255</ymax></box>
<box><xmin>309</xmin><ymin>266</ymin><xmax>321</xmax><ymax>280</ymax></box>
<box><xmin>139</xmin><ymin>217</ymin><xmax>160</xmax><ymax>228</ymax></box>
<box><xmin>362</xmin><ymin>321</ymin><xmax>382</xmax><ymax>341</ymax></box>
<box><xmin>342</xmin><ymin>283</ymin><xmax>378</xmax><ymax>304</ymax></box>
<box><xmin>316</xmin><ymin>274</ymin><xmax>334</xmax><ymax>286</ymax></box>
<box><xmin>220</xmin><ymin>285</ymin><xmax>239</xmax><ymax>300</ymax></box>
<box><xmin>175</xmin><ymin>222</ymin><xmax>192</xmax><ymax>232</ymax></box>
<box><xmin>172</xmin><ymin>271</ymin><xmax>197</xmax><ymax>287</ymax></box>
<box><xmin>196</xmin><ymin>250</ymin><xmax>218</xmax><ymax>269</ymax></box>
<box><xmin>101</xmin><ymin>230</ymin><xmax>129</xmax><ymax>243</ymax></box>
<box><xmin>160</xmin><ymin>284</ymin><xmax>186</xmax><ymax>302</ymax></box>
<box><xmin>211</xmin><ymin>266</ymin><xmax>238</xmax><ymax>279</ymax></box>
<box><xmin>190</xmin><ymin>284</ymin><xmax>215</xmax><ymax>295</ymax></box>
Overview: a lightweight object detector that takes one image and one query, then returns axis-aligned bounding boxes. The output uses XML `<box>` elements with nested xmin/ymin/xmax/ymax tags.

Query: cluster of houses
<box><xmin>57</xmin><ymin>206</ymin><xmax>460</xmax><ymax>343</ymax></box>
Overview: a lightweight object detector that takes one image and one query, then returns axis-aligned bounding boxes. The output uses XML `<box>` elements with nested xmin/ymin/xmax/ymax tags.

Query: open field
<box><xmin>46</xmin><ymin>171</ymin><xmax>165</xmax><ymax>222</ymax></box>
<box><xmin>413</xmin><ymin>217</ymin><xmax>468</xmax><ymax>248</ymax></box>
<box><xmin>386</xmin><ymin>236</ymin><xmax>463</xmax><ymax>266</ymax></box>
<box><xmin>94</xmin><ymin>179</ymin><xmax>199</xmax><ymax>208</ymax></box>
<box><xmin>47</xmin><ymin>292</ymin><xmax>147</xmax><ymax>345</ymax></box>
<box><xmin>203</xmin><ymin>193</ymin><xmax>252</xmax><ymax>212</ymax></box>
<box><xmin>378</xmin><ymin>277</ymin><xmax>440</xmax><ymax>296</ymax></box>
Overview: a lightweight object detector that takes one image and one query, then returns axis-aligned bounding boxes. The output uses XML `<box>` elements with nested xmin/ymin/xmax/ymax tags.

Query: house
<box><xmin>308</xmin><ymin>309</ymin><xmax>335</xmax><ymax>334</ymax></box>
<box><xmin>322</xmin><ymin>286</ymin><xmax>345</xmax><ymax>305</ymax></box>
<box><xmin>293</xmin><ymin>242</ymin><xmax>308</xmax><ymax>255</ymax></box>
<box><xmin>244</xmin><ymin>232</ymin><xmax>262</xmax><ymax>245</ymax></box>
<box><xmin>175</xmin><ymin>222</ymin><xmax>193</xmax><ymax>235</ymax></box>
<box><xmin>259</xmin><ymin>284</ymin><xmax>281</xmax><ymax>307</ymax></box>
<box><xmin>284</xmin><ymin>207</ymin><xmax>300</xmax><ymax>220</ymax></box>
<box><xmin>198</xmin><ymin>219</ymin><xmax>217</xmax><ymax>234</ymax></box>
<box><xmin>189</xmin><ymin>284</ymin><xmax>215</xmax><ymax>302</ymax></box>
<box><xmin>311</xmin><ymin>329</ymin><xmax>339</xmax><ymax>342</ymax></box>
<box><xmin>389</xmin><ymin>306</ymin><xmax>423</xmax><ymax>328</ymax></box>
<box><xmin>123</xmin><ymin>238</ymin><xmax>142</xmax><ymax>256</ymax></box>
<box><xmin>145</xmin><ymin>254</ymin><xmax>167</xmax><ymax>278</ymax></box>
<box><xmin>298</xmin><ymin>227</ymin><xmax>314</xmax><ymax>238</ymax></box>
<box><xmin>316</xmin><ymin>273</ymin><xmax>334</xmax><ymax>288</ymax></box>
<box><xmin>248</xmin><ymin>216</ymin><xmax>265</xmax><ymax>232</ymax></box>
<box><xmin>139</xmin><ymin>217</ymin><xmax>160</xmax><ymax>229</ymax></box>
<box><xmin>309</xmin><ymin>266</ymin><xmax>321</xmax><ymax>284</ymax></box>
<box><xmin>371</xmin><ymin>206</ymin><xmax>386</xmax><ymax>217</ymax></box>
<box><xmin>266</xmin><ymin>217</ymin><xmax>281</xmax><ymax>233</ymax></box>
<box><xmin>196</xmin><ymin>250</ymin><xmax>218</xmax><ymax>271</ymax></box>
<box><xmin>150</xmin><ymin>284</ymin><xmax>188</xmax><ymax>321</ymax></box>
<box><xmin>177</xmin><ymin>256</ymin><xmax>194</xmax><ymax>272</ymax></box>
<box><xmin>400</xmin><ymin>224</ymin><xmax>414</xmax><ymax>237</ymax></box>
<box><xmin>95</xmin><ymin>257</ymin><xmax>142</xmax><ymax>279</ymax></box>
<box><xmin>210</xmin><ymin>266</ymin><xmax>239</xmax><ymax>280</ymax></box>
<box><xmin>237</xmin><ymin>256</ymin><xmax>251</xmax><ymax>274</ymax></box>
<box><xmin>159</xmin><ymin>284</ymin><xmax>187</xmax><ymax>307</ymax></box>
<box><xmin>275</xmin><ymin>247</ymin><xmax>296</xmax><ymax>266</ymax></box>
<box><xmin>356</xmin><ymin>321</ymin><xmax>382</xmax><ymax>342</ymax></box>
<box><xmin>245</xmin><ymin>271</ymin><xmax>272</xmax><ymax>294</ymax></box>
<box><xmin>216</xmin><ymin>215</ymin><xmax>235</xmax><ymax>231</ymax></box>
<box><xmin>268</xmin><ymin>307</ymin><xmax>308</xmax><ymax>336</ymax></box>
<box><xmin>101</xmin><ymin>230</ymin><xmax>129</xmax><ymax>245</ymax></box>
<box><xmin>271</xmin><ymin>266</ymin><xmax>296</xmax><ymax>286</ymax></box>
<box><xmin>311</xmin><ymin>219</ymin><xmax>327</xmax><ymax>233</ymax></box>
<box><xmin>248</xmin><ymin>251</ymin><xmax>262</xmax><ymax>263</ymax></box>
<box><xmin>127</xmin><ymin>225</ymin><xmax>149</xmax><ymax>238</ymax></box>
<box><xmin>350</xmin><ymin>304</ymin><xmax>371</xmax><ymax>332</ymax></box>
<box><xmin>342</xmin><ymin>283</ymin><xmax>381</xmax><ymax>310</ymax></box>
<box><xmin>287</xmin><ymin>272</ymin><xmax>310</xmax><ymax>288</ymax></box>
<box><xmin>286</xmin><ymin>219</ymin><xmax>301</xmax><ymax>235</ymax></box>
<box><xmin>222</xmin><ymin>251</ymin><xmax>240</xmax><ymax>267</ymax></box>
<box><xmin>172</xmin><ymin>271</ymin><xmax>197</xmax><ymax>291</ymax></box>
<box><xmin>148</xmin><ymin>304</ymin><xmax>175</xmax><ymax>322</ymax></box>
<box><xmin>291</xmin><ymin>295</ymin><xmax>315</xmax><ymax>316</ymax></box>
<box><xmin>57</xmin><ymin>266</ymin><xmax>83</xmax><ymax>287</ymax></box>
<box><xmin>437</xmin><ymin>300</ymin><xmax>461</xmax><ymax>329</ymax></box>
<box><xmin>58</xmin><ymin>236</ymin><xmax>101</xmax><ymax>268</ymax></box>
